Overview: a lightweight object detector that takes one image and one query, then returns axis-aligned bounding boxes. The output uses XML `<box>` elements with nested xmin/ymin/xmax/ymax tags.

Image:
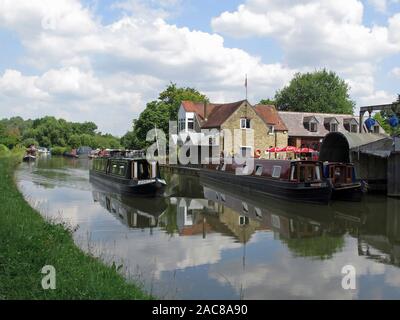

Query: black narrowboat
<box><xmin>322</xmin><ymin>162</ymin><xmax>364</xmax><ymax>201</ymax></box>
<box><xmin>199</xmin><ymin>159</ymin><xmax>332</xmax><ymax>204</ymax></box>
<box><xmin>89</xmin><ymin>151</ymin><xmax>166</xmax><ymax>196</ymax></box>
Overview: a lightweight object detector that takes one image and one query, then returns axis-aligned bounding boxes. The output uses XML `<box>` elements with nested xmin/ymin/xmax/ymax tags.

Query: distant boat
<box><xmin>37</xmin><ymin>147</ymin><xmax>50</xmax><ymax>155</ymax></box>
<box><xmin>63</xmin><ymin>149</ymin><xmax>79</xmax><ymax>158</ymax></box>
<box><xmin>89</xmin><ymin>150</ymin><xmax>166</xmax><ymax>196</ymax></box>
<box><xmin>23</xmin><ymin>154</ymin><xmax>36</xmax><ymax>162</ymax></box>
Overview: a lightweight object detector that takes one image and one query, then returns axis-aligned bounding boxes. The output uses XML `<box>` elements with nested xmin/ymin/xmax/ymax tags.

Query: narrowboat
<box><xmin>322</xmin><ymin>162</ymin><xmax>364</xmax><ymax>201</ymax></box>
<box><xmin>89</xmin><ymin>151</ymin><xmax>166</xmax><ymax>196</ymax></box>
<box><xmin>23</xmin><ymin>154</ymin><xmax>36</xmax><ymax>162</ymax></box>
<box><xmin>199</xmin><ymin>159</ymin><xmax>332</xmax><ymax>204</ymax></box>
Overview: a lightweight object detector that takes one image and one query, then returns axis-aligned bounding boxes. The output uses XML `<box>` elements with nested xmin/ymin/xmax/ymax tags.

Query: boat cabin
<box><xmin>92</xmin><ymin>157</ymin><xmax>160</xmax><ymax>181</ymax></box>
<box><xmin>323</xmin><ymin>162</ymin><xmax>356</xmax><ymax>185</ymax></box>
<box><xmin>212</xmin><ymin>159</ymin><xmax>324</xmax><ymax>183</ymax></box>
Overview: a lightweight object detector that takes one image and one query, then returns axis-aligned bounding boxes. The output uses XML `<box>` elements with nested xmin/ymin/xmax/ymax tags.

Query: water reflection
<box><xmin>15</xmin><ymin>157</ymin><xmax>400</xmax><ymax>299</ymax></box>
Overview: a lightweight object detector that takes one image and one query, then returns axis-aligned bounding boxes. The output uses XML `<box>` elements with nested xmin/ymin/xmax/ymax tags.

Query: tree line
<box><xmin>0</xmin><ymin>116</ymin><xmax>121</xmax><ymax>154</ymax></box>
<box><xmin>1</xmin><ymin>69</ymin><xmax>397</xmax><ymax>154</ymax></box>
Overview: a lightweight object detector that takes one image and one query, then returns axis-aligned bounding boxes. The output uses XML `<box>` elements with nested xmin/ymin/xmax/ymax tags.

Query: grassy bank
<box><xmin>0</xmin><ymin>154</ymin><xmax>150</xmax><ymax>300</ymax></box>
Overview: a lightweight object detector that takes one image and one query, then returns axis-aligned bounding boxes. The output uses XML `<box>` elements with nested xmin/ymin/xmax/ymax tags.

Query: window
<box><xmin>240</xmin><ymin>118</ymin><xmax>251</xmax><ymax>129</ymax></box>
<box><xmin>239</xmin><ymin>216</ymin><xmax>249</xmax><ymax>226</ymax></box>
<box><xmin>255</xmin><ymin>165</ymin><xmax>263</xmax><ymax>176</ymax></box>
<box><xmin>350</xmin><ymin>124</ymin><xmax>358</xmax><ymax>133</ymax></box>
<box><xmin>330</xmin><ymin>123</ymin><xmax>338</xmax><ymax>132</ymax></box>
<box><xmin>310</xmin><ymin>122</ymin><xmax>317</xmax><ymax>132</ymax></box>
<box><xmin>188</xmin><ymin>118</ymin><xmax>194</xmax><ymax>130</ymax></box>
<box><xmin>267</xmin><ymin>125</ymin><xmax>274</xmax><ymax>135</ymax></box>
<box><xmin>119</xmin><ymin>165</ymin><xmax>126</xmax><ymax>176</ymax></box>
<box><xmin>373</xmin><ymin>125</ymin><xmax>380</xmax><ymax>133</ymax></box>
<box><xmin>272</xmin><ymin>166</ymin><xmax>282</xmax><ymax>178</ymax></box>
<box><xmin>178</xmin><ymin>119</ymin><xmax>185</xmax><ymax>132</ymax></box>
<box><xmin>242</xmin><ymin>202</ymin><xmax>249</xmax><ymax>213</ymax></box>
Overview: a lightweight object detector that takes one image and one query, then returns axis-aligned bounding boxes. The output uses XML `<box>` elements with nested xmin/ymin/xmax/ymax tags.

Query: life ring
<box><xmin>254</xmin><ymin>149</ymin><xmax>262</xmax><ymax>158</ymax></box>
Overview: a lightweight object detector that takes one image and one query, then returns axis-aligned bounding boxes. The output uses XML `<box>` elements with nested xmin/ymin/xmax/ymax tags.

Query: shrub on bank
<box><xmin>51</xmin><ymin>146</ymin><xmax>69</xmax><ymax>155</ymax></box>
<box><xmin>0</xmin><ymin>144</ymin><xmax>9</xmax><ymax>156</ymax></box>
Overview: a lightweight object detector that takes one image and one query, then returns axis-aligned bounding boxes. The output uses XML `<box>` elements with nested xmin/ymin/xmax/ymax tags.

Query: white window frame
<box><xmin>310</xmin><ymin>122</ymin><xmax>317</xmax><ymax>132</ymax></box>
<box><xmin>240</xmin><ymin>146</ymin><xmax>253</xmax><ymax>158</ymax></box>
<box><xmin>268</xmin><ymin>125</ymin><xmax>275</xmax><ymax>135</ymax></box>
<box><xmin>272</xmin><ymin>166</ymin><xmax>282</xmax><ymax>178</ymax></box>
<box><xmin>330</xmin><ymin>122</ymin><xmax>338</xmax><ymax>132</ymax></box>
<box><xmin>240</xmin><ymin>118</ymin><xmax>251</xmax><ymax>129</ymax></box>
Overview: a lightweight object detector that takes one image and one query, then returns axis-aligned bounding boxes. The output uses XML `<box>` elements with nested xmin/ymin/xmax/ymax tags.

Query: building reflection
<box><xmin>93</xmin><ymin>172</ymin><xmax>400</xmax><ymax>268</ymax></box>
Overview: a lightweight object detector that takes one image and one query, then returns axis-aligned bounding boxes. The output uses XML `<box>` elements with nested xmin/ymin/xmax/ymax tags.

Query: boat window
<box><xmin>119</xmin><ymin>165</ymin><xmax>126</xmax><ymax>176</ymax></box>
<box><xmin>255</xmin><ymin>165</ymin><xmax>263</xmax><ymax>176</ymax></box>
<box><xmin>138</xmin><ymin>162</ymin><xmax>150</xmax><ymax>179</ymax></box>
<box><xmin>315</xmin><ymin>165</ymin><xmax>321</xmax><ymax>181</ymax></box>
<box><xmin>290</xmin><ymin>165</ymin><xmax>297</xmax><ymax>181</ymax></box>
<box><xmin>272</xmin><ymin>166</ymin><xmax>282</xmax><ymax>178</ymax></box>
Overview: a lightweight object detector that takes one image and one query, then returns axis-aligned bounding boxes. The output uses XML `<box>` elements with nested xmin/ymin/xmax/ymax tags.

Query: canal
<box><xmin>16</xmin><ymin>156</ymin><xmax>400</xmax><ymax>299</ymax></box>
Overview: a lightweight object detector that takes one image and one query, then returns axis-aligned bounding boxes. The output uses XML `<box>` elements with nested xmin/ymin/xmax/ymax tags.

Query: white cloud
<box><xmin>390</xmin><ymin>67</ymin><xmax>400</xmax><ymax>78</ymax></box>
<box><xmin>212</xmin><ymin>0</ymin><xmax>400</xmax><ymax>111</ymax></box>
<box><xmin>0</xmin><ymin>0</ymin><xmax>298</xmax><ymax>134</ymax></box>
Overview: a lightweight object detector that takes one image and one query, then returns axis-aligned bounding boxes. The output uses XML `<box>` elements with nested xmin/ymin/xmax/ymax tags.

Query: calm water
<box><xmin>15</xmin><ymin>156</ymin><xmax>400</xmax><ymax>299</ymax></box>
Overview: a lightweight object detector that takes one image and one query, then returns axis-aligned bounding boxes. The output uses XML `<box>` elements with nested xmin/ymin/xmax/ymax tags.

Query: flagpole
<box><xmin>245</xmin><ymin>74</ymin><xmax>248</xmax><ymax>101</ymax></box>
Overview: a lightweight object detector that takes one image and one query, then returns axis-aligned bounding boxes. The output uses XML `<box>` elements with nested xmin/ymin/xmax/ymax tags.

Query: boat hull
<box><xmin>23</xmin><ymin>155</ymin><xmax>36</xmax><ymax>162</ymax></box>
<box><xmin>331</xmin><ymin>182</ymin><xmax>363</xmax><ymax>202</ymax></box>
<box><xmin>199</xmin><ymin>169</ymin><xmax>332</xmax><ymax>204</ymax></box>
<box><xmin>89</xmin><ymin>169</ymin><xmax>165</xmax><ymax>197</ymax></box>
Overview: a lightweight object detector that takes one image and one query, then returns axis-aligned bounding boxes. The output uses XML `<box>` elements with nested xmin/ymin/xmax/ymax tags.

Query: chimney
<box><xmin>204</xmin><ymin>101</ymin><xmax>208</xmax><ymax>121</ymax></box>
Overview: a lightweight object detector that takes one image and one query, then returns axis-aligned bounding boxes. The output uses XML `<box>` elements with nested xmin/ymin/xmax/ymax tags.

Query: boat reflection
<box><xmin>92</xmin><ymin>189</ymin><xmax>167</xmax><ymax>229</ymax></box>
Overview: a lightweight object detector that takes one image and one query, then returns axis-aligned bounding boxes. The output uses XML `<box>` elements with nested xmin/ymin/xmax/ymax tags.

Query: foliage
<box><xmin>274</xmin><ymin>69</ymin><xmax>355</xmax><ymax>114</ymax></box>
<box><xmin>373</xmin><ymin>97</ymin><xmax>400</xmax><ymax>136</ymax></box>
<box><xmin>122</xmin><ymin>83</ymin><xmax>208</xmax><ymax>149</ymax></box>
<box><xmin>50</xmin><ymin>146</ymin><xmax>69</xmax><ymax>156</ymax></box>
<box><xmin>0</xmin><ymin>144</ymin><xmax>10</xmax><ymax>156</ymax></box>
<box><xmin>0</xmin><ymin>156</ymin><xmax>151</xmax><ymax>299</ymax></box>
<box><xmin>22</xmin><ymin>138</ymin><xmax>39</xmax><ymax>148</ymax></box>
<box><xmin>259</xmin><ymin>98</ymin><xmax>276</xmax><ymax>105</ymax></box>
<box><xmin>0</xmin><ymin>116</ymin><xmax>120</xmax><ymax>151</ymax></box>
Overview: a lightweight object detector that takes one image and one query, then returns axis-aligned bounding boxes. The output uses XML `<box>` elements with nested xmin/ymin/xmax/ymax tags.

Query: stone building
<box><xmin>278</xmin><ymin>111</ymin><xmax>386</xmax><ymax>151</ymax></box>
<box><xmin>175</xmin><ymin>100</ymin><xmax>288</xmax><ymax>158</ymax></box>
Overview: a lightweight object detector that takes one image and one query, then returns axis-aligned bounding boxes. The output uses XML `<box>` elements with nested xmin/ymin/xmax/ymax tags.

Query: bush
<box><xmin>0</xmin><ymin>144</ymin><xmax>10</xmax><ymax>156</ymax></box>
<box><xmin>51</xmin><ymin>146</ymin><xmax>69</xmax><ymax>156</ymax></box>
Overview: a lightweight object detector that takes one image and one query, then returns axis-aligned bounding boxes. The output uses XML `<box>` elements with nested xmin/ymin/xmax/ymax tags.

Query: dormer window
<box><xmin>351</xmin><ymin>124</ymin><xmax>358</xmax><ymax>133</ymax></box>
<box><xmin>303</xmin><ymin>116</ymin><xmax>318</xmax><ymax>132</ymax></box>
<box><xmin>324</xmin><ymin>117</ymin><xmax>339</xmax><ymax>132</ymax></box>
<box><xmin>310</xmin><ymin>122</ymin><xmax>317</xmax><ymax>132</ymax></box>
<box><xmin>240</xmin><ymin>118</ymin><xmax>251</xmax><ymax>129</ymax></box>
<box><xmin>344</xmin><ymin>118</ymin><xmax>359</xmax><ymax>133</ymax></box>
<box><xmin>267</xmin><ymin>125</ymin><xmax>275</xmax><ymax>135</ymax></box>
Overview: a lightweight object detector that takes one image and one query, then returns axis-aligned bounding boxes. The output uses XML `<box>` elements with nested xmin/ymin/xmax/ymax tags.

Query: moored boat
<box><xmin>199</xmin><ymin>159</ymin><xmax>332</xmax><ymax>204</ymax></box>
<box><xmin>23</xmin><ymin>144</ymin><xmax>37</xmax><ymax>162</ymax></box>
<box><xmin>89</xmin><ymin>150</ymin><xmax>166</xmax><ymax>196</ymax></box>
<box><xmin>322</xmin><ymin>162</ymin><xmax>364</xmax><ymax>201</ymax></box>
<box><xmin>23</xmin><ymin>154</ymin><xmax>36</xmax><ymax>162</ymax></box>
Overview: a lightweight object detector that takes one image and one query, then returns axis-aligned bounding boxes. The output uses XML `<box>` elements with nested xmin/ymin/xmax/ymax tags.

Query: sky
<box><xmin>0</xmin><ymin>0</ymin><xmax>400</xmax><ymax>136</ymax></box>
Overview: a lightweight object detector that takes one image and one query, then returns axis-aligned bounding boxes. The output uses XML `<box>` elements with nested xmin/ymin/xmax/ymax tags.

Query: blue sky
<box><xmin>0</xmin><ymin>0</ymin><xmax>399</xmax><ymax>135</ymax></box>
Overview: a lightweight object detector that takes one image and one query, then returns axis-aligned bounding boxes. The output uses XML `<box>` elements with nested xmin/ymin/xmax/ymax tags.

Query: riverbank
<box><xmin>0</xmin><ymin>155</ymin><xmax>150</xmax><ymax>299</ymax></box>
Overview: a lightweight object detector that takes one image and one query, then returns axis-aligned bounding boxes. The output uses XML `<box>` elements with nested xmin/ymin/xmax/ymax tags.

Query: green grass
<box><xmin>0</xmin><ymin>154</ymin><xmax>151</xmax><ymax>300</ymax></box>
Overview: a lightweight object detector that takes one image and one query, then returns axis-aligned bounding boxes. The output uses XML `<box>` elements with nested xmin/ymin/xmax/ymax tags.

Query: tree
<box><xmin>259</xmin><ymin>98</ymin><xmax>276</xmax><ymax>105</ymax></box>
<box><xmin>125</xmin><ymin>83</ymin><xmax>208</xmax><ymax>149</ymax></box>
<box><xmin>275</xmin><ymin>69</ymin><xmax>355</xmax><ymax>114</ymax></box>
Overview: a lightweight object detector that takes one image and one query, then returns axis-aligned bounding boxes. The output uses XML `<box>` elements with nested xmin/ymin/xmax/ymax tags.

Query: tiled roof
<box><xmin>278</xmin><ymin>111</ymin><xmax>360</xmax><ymax>137</ymax></box>
<box><xmin>201</xmin><ymin>100</ymin><xmax>246</xmax><ymax>128</ymax></box>
<box><xmin>254</xmin><ymin>104</ymin><xmax>288</xmax><ymax>131</ymax></box>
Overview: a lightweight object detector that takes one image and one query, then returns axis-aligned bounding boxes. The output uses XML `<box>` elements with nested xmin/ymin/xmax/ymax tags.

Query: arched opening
<box><xmin>319</xmin><ymin>132</ymin><xmax>350</xmax><ymax>163</ymax></box>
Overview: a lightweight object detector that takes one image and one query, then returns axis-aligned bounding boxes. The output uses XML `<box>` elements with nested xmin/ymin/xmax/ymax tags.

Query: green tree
<box><xmin>126</xmin><ymin>83</ymin><xmax>208</xmax><ymax>149</ymax></box>
<box><xmin>68</xmin><ymin>134</ymin><xmax>82</xmax><ymax>149</ymax></box>
<box><xmin>259</xmin><ymin>98</ymin><xmax>276</xmax><ymax>105</ymax></box>
<box><xmin>275</xmin><ymin>69</ymin><xmax>355</xmax><ymax>114</ymax></box>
